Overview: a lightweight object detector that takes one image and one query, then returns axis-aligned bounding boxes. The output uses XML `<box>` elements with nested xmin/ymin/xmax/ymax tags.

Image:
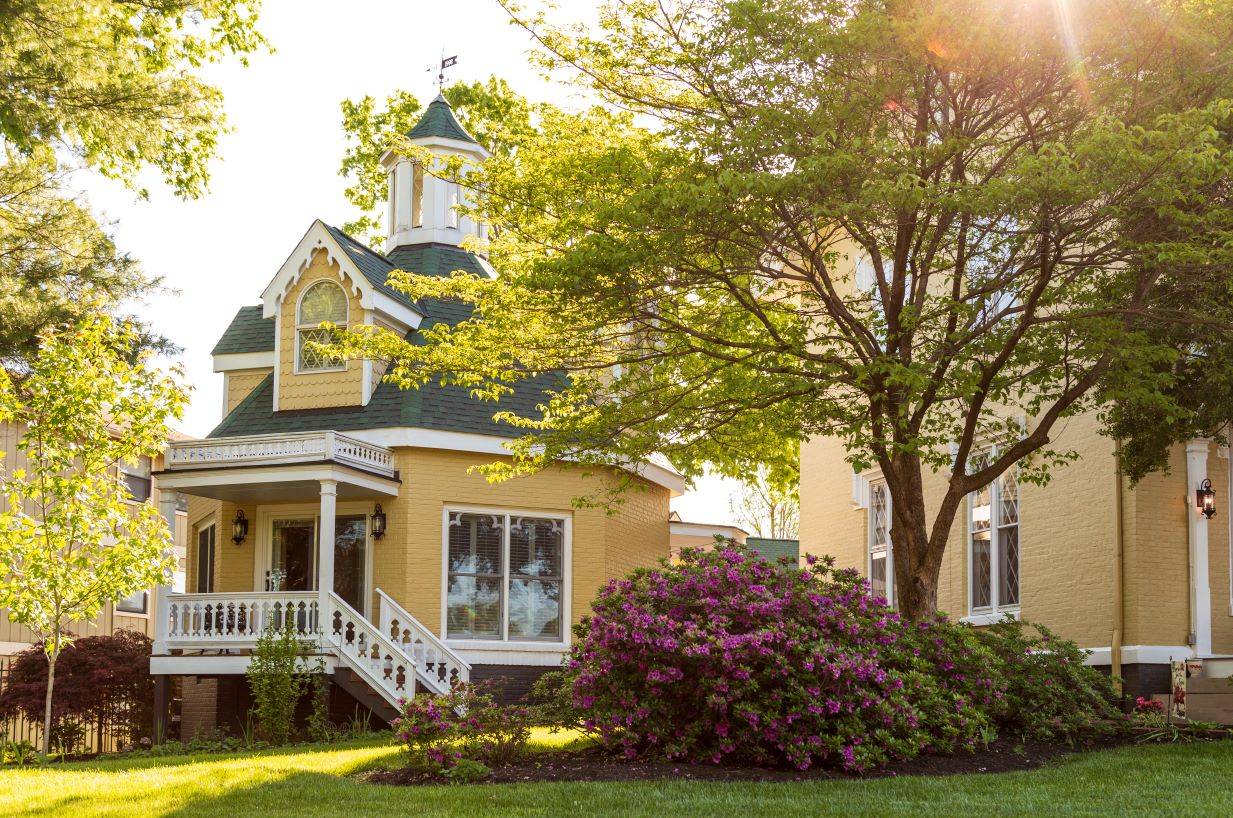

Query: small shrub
<box><xmin>464</xmin><ymin>701</ymin><xmax>533</xmax><ymax>765</ymax></box>
<box><xmin>392</xmin><ymin>684</ymin><xmax>481</xmax><ymax>770</ymax></box>
<box><xmin>973</xmin><ymin>619</ymin><xmax>1120</xmax><ymax>743</ymax></box>
<box><xmin>246</xmin><ymin>625</ymin><xmax>310</xmax><ymax>745</ymax></box>
<box><xmin>393</xmin><ymin>683</ymin><xmax>535</xmax><ymax>773</ymax></box>
<box><xmin>1</xmin><ymin>739</ymin><xmax>38</xmax><ymax>766</ymax></box>
<box><xmin>443</xmin><ymin>757</ymin><xmax>492</xmax><ymax>784</ymax></box>
<box><xmin>1134</xmin><ymin>696</ymin><xmax>1164</xmax><ymax>714</ymax></box>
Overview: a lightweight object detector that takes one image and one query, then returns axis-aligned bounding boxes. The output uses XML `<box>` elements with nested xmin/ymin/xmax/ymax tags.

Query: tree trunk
<box><xmin>887</xmin><ymin>455</ymin><xmax>967</xmax><ymax>621</ymax></box>
<box><xmin>42</xmin><ymin>650</ymin><xmax>57</xmax><ymax>756</ymax></box>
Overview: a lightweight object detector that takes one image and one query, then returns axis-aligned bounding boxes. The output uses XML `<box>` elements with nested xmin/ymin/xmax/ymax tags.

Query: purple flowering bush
<box><xmin>392</xmin><ymin>682</ymin><xmax>535</xmax><ymax>772</ymax></box>
<box><xmin>973</xmin><ymin>618</ymin><xmax>1120</xmax><ymax>742</ymax></box>
<box><xmin>566</xmin><ymin>547</ymin><xmax>997</xmax><ymax>771</ymax></box>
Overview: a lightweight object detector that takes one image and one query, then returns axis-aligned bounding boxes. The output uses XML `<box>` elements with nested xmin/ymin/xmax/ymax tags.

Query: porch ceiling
<box><xmin>153</xmin><ymin>462</ymin><xmax>399</xmax><ymax>503</ymax></box>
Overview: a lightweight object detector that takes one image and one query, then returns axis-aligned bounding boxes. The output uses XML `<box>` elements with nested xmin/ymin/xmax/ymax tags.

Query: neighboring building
<box><xmin>669</xmin><ymin>513</ymin><xmax>748</xmax><ymax>558</ymax></box>
<box><xmin>150</xmin><ymin>96</ymin><xmax>684</xmax><ymax>738</ymax></box>
<box><xmin>800</xmin><ymin>248</ymin><xmax>1232</xmax><ymax>700</ymax></box>
<box><xmin>0</xmin><ymin>420</ymin><xmax>188</xmax><ymax>661</ymax></box>
<box><xmin>746</xmin><ymin>537</ymin><xmax>800</xmax><ymax>564</ymax></box>
<box><xmin>668</xmin><ymin>514</ymin><xmax>800</xmax><ymax>564</ymax></box>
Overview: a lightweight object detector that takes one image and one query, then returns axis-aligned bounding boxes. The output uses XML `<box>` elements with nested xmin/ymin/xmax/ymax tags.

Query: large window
<box><xmin>969</xmin><ymin>451</ymin><xmax>1020</xmax><ymax>614</ymax></box>
<box><xmin>296</xmin><ymin>281</ymin><xmax>348</xmax><ymax>372</ymax></box>
<box><xmin>868</xmin><ymin>480</ymin><xmax>892</xmax><ymax>605</ymax></box>
<box><xmin>446</xmin><ymin>510</ymin><xmax>566</xmax><ymax>642</ymax></box>
<box><xmin>119</xmin><ymin>456</ymin><xmax>152</xmax><ymax>503</ymax></box>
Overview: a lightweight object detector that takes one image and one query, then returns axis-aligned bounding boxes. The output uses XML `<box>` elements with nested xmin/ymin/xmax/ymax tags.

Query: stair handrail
<box><xmin>324</xmin><ymin>591</ymin><xmax>417</xmax><ymax>706</ymax></box>
<box><xmin>376</xmin><ymin>588</ymin><xmax>471</xmax><ymax>682</ymax></box>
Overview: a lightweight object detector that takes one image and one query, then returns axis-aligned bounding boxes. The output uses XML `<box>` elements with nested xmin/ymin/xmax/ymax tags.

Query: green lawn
<box><xmin>2</xmin><ymin>732</ymin><xmax>1231</xmax><ymax>817</ymax></box>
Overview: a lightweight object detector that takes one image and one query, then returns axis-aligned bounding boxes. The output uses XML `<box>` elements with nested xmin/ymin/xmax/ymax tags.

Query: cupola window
<box><xmin>296</xmin><ymin>280</ymin><xmax>348</xmax><ymax>372</ymax></box>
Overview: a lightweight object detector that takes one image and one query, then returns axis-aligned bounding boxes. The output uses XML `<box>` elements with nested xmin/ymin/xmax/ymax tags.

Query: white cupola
<box><xmin>380</xmin><ymin>94</ymin><xmax>490</xmax><ymax>254</ymax></box>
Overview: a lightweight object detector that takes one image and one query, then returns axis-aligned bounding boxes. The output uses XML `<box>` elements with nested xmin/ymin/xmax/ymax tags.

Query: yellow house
<box><xmin>149</xmin><ymin>97</ymin><xmax>683</xmax><ymax>738</ymax></box>
<box><xmin>800</xmin><ymin>252</ymin><xmax>1233</xmax><ymax>702</ymax></box>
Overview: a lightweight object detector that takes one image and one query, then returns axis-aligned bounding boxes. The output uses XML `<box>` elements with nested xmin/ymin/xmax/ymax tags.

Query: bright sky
<box><xmin>78</xmin><ymin>0</ymin><xmax>747</xmax><ymax>528</ymax></box>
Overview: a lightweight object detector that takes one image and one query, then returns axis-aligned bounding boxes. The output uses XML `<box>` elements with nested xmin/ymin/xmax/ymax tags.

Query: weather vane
<box><xmin>429</xmin><ymin>52</ymin><xmax>458</xmax><ymax>90</ymax></box>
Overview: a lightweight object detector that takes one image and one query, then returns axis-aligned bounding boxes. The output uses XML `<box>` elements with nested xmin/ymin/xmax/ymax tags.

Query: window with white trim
<box><xmin>116</xmin><ymin>590</ymin><xmax>148</xmax><ymax>614</ymax></box>
<box><xmin>386</xmin><ymin>169</ymin><xmax>397</xmax><ymax>236</ymax></box>
<box><xmin>969</xmin><ymin>450</ymin><xmax>1020</xmax><ymax>613</ymax></box>
<box><xmin>296</xmin><ymin>280</ymin><xmax>348</xmax><ymax>372</ymax></box>
<box><xmin>411</xmin><ymin>163</ymin><xmax>425</xmax><ymax>228</ymax></box>
<box><xmin>119</xmin><ymin>456</ymin><xmax>152</xmax><ymax>503</ymax></box>
<box><xmin>446</xmin><ymin>511</ymin><xmax>565</xmax><ymax>642</ymax></box>
<box><xmin>445</xmin><ymin>182</ymin><xmax>460</xmax><ymax>229</ymax></box>
<box><xmin>868</xmin><ymin>480</ymin><xmax>893</xmax><ymax>605</ymax></box>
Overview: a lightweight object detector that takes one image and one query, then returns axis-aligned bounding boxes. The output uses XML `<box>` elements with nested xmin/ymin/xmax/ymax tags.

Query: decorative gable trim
<box><xmin>261</xmin><ymin>220</ymin><xmax>424</xmax><ymax>330</ymax></box>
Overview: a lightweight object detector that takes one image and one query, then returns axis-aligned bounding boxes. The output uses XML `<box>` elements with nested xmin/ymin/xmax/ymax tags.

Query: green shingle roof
<box><xmin>207</xmin><ymin>369</ymin><xmax>559</xmax><ymax>440</ymax></box>
<box><xmin>746</xmin><ymin>537</ymin><xmax>800</xmax><ymax>563</ymax></box>
<box><xmin>407</xmin><ymin>94</ymin><xmax>478</xmax><ymax>144</ymax></box>
<box><xmin>211</xmin><ymin>306</ymin><xmax>274</xmax><ymax>355</ymax></box>
<box><xmin>322</xmin><ymin>223</ymin><xmax>423</xmax><ymax>313</ymax></box>
<box><xmin>208</xmin><ymin>226</ymin><xmax>524</xmax><ymax>439</ymax></box>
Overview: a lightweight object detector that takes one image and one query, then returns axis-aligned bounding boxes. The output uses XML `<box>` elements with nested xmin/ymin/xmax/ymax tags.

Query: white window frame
<box><xmin>440</xmin><ymin>505</ymin><xmax>572</xmax><ymax>649</ymax></box>
<box><xmin>965</xmin><ymin>447</ymin><xmax>1021</xmax><ymax>623</ymax></box>
<box><xmin>119</xmin><ymin>456</ymin><xmax>152</xmax><ymax>504</ymax></box>
<box><xmin>294</xmin><ymin>280</ymin><xmax>348</xmax><ymax>374</ymax></box>
<box><xmin>194</xmin><ymin>517</ymin><xmax>217</xmax><ymax>594</ymax></box>
<box><xmin>115</xmin><ymin>589</ymin><xmax>149</xmax><ymax>617</ymax></box>
<box><xmin>867</xmin><ymin>479</ymin><xmax>893</xmax><ymax>607</ymax></box>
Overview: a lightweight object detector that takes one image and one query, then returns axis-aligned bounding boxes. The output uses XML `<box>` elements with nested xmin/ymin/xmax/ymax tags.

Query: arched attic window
<box><xmin>296</xmin><ymin>280</ymin><xmax>348</xmax><ymax>372</ymax></box>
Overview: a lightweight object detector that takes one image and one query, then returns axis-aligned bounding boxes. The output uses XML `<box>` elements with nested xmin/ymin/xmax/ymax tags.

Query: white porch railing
<box><xmin>163</xmin><ymin>592</ymin><xmax>320</xmax><ymax>647</ymax></box>
<box><xmin>377</xmin><ymin>588</ymin><xmax>471</xmax><ymax>693</ymax></box>
<box><xmin>156</xmin><ymin>589</ymin><xmax>433</xmax><ymax>712</ymax></box>
<box><xmin>164</xmin><ymin>431</ymin><xmax>395</xmax><ymax>478</ymax></box>
<box><xmin>325</xmin><ymin>591</ymin><xmax>417</xmax><ymax>706</ymax></box>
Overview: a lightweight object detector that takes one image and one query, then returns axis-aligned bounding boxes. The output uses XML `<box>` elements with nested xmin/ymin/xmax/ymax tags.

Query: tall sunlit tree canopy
<box><xmin>334</xmin><ymin>0</ymin><xmax>1233</xmax><ymax>618</ymax></box>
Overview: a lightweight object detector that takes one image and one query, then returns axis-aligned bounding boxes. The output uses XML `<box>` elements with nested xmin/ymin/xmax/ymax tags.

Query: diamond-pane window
<box><xmin>867</xmin><ymin>481</ymin><xmax>893</xmax><ymax>606</ymax></box>
<box><xmin>968</xmin><ymin>446</ymin><xmax>1021</xmax><ymax>615</ymax></box>
<box><xmin>296</xmin><ymin>281</ymin><xmax>348</xmax><ymax>371</ymax></box>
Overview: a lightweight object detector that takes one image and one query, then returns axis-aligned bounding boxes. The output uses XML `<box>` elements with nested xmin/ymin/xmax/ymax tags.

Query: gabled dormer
<box><xmin>381</xmin><ymin>94</ymin><xmax>490</xmax><ymax>254</ymax></box>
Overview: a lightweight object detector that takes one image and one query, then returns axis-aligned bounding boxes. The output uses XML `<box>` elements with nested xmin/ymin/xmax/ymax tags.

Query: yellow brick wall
<box><xmin>225</xmin><ymin>369</ymin><xmax>272</xmax><ymax>414</ymax></box>
<box><xmin>799</xmin><ymin>412</ymin><xmax>1233</xmax><ymax>653</ymax></box>
<box><xmin>276</xmin><ymin>248</ymin><xmax>365</xmax><ymax>410</ymax></box>
<box><xmin>183</xmin><ymin>447</ymin><xmax>671</xmax><ymax>640</ymax></box>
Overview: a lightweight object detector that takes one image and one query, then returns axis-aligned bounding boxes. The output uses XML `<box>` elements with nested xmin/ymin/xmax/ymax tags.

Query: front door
<box><xmin>270</xmin><ymin>518</ymin><xmax>315</xmax><ymax>592</ymax></box>
<box><xmin>267</xmin><ymin>514</ymin><xmax>369</xmax><ymax>613</ymax></box>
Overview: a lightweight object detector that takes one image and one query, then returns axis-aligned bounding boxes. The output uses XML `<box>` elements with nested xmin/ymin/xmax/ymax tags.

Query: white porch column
<box><xmin>317</xmin><ymin>479</ymin><xmax>338</xmax><ymax>643</ymax></box>
<box><xmin>153</xmin><ymin>492</ymin><xmax>179</xmax><ymax>654</ymax></box>
<box><xmin>1186</xmin><ymin>439</ymin><xmax>1213</xmax><ymax>657</ymax></box>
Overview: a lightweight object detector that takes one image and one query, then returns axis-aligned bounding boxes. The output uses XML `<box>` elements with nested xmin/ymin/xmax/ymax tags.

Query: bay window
<box><xmin>446</xmin><ymin>510</ymin><xmax>567</xmax><ymax>642</ymax></box>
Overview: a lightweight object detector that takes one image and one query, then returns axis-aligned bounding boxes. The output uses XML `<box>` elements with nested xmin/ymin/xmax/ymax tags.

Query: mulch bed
<box><xmin>363</xmin><ymin>734</ymin><xmax>1144</xmax><ymax>787</ymax></box>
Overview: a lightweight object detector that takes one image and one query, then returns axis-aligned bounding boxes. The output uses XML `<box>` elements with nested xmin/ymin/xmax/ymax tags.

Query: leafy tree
<box><xmin>0</xmin><ymin>0</ymin><xmax>266</xmax><ymax>366</ymax></box>
<box><xmin>0</xmin><ymin>311</ymin><xmax>187</xmax><ymax>753</ymax></box>
<box><xmin>333</xmin><ymin>0</ymin><xmax>1233</xmax><ymax>619</ymax></box>
<box><xmin>0</xmin><ymin>631</ymin><xmax>156</xmax><ymax>749</ymax></box>
<box><xmin>730</xmin><ymin>465</ymin><xmax>800</xmax><ymax>540</ymax></box>
<box><xmin>339</xmin><ymin>76</ymin><xmax>534</xmax><ymax>243</ymax></box>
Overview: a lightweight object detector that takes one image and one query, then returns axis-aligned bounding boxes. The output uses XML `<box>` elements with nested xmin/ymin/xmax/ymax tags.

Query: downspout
<box><xmin>1112</xmin><ymin>442</ymin><xmax>1125</xmax><ymax>697</ymax></box>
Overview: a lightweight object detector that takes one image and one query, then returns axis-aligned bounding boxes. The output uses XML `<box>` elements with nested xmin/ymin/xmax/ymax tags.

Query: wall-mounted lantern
<box><xmin>232</xmin><ymin>509</ymin><xmax>249</xmax><ymax>544</ymax></box>
<box><xmin>1197</xmin><ymin>479</ymin><xmax>1217</xmax><ymax>520</ymax></box>
<box><xmin>371</xmin><ymin>504</ymin><xmax>387</xmax><ymax>539</ymax></box>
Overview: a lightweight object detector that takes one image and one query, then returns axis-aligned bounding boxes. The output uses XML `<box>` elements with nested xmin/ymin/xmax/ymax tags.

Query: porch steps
<box><xmin>332</xmin><ymin>668</ymin><xmax>399</xmax><ymax>723</ymax></box>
